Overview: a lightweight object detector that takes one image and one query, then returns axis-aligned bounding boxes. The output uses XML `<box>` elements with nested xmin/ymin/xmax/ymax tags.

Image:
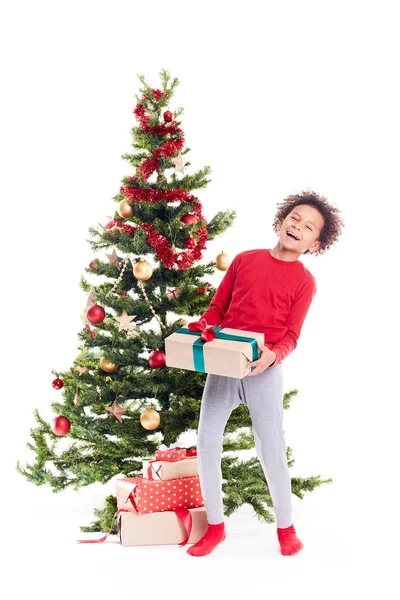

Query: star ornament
<box><xmin>114</xmin><ymin>310</ymin><xmax>137</xmax><ymax>332</ymax></box>
<box><xmin>105</xmin><ymin>401</ymin><xmax>126</xmax><ymax>424</ymax></box>
<box><xmin>106</xmin><ymin>249</ymin><xmax>121</xmax><ymax>270</ymax></box>
<box><xmin>86</xmin><ymin>286</ymin><xmax>97</xmax><ymax>307</ymax></box>
<box><xmin>171</xmin><ymin>152</ymin><xmax>185</xmax><ymax>174</ymax></box>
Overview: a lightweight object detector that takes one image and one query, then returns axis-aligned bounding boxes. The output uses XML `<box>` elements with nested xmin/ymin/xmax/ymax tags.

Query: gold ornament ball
<box><xmin>173</xmin><ymin>318</ymin><xmax>188</xmax><ymax>329</ymax></box>
<box><xmin>99</xmin><ymin>356</ymin><xmax>119</xmax><ymax>373</ymax></box>
<box><xmin>140</xmin><ymin>408</ymin><xmax>161</xmax><ymax>430</ymax></box>
<box><xmin>216</xmin><ymin>251</ymin><xmax>232</xmax><ymax>271</ymax></box>
<box><xmin>117</xmin><ymin>199</ymin><xmax>133</xmax><ymax>219</ymax></box>
<box><xmin>133</xmin><ymin>260</ymin><xmax>153</xmax><ymax>281</ymax></box>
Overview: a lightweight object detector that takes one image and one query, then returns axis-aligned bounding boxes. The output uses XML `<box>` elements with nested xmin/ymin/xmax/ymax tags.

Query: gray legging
<box><xmin>197</xmin><ymin>363</ymin><xmax>293</xmax><ymax>528</ymax></box>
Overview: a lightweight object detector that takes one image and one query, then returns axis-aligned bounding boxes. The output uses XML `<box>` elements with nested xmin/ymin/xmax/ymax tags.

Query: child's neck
<box><xmin>269</xmin><ymin>246</ymin><xmax>301</xmax><ymax>262</ymax></box>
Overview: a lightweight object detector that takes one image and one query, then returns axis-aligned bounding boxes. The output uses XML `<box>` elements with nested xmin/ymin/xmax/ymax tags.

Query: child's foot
<box><xmin>277</xmin><ymin>524</ymin><xmax>304</xmax><ymax>556</ymax></box>
<box><xmin>187</xmin><ymin>522</ymin><xmax>226</xmax><ymax>557</ymax></box>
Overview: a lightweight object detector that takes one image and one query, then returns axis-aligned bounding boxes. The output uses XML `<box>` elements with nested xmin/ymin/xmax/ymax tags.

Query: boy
<box><xmin>187</xmin><ymin>190</ymin><xmax>344</xmax><ymax>557</ymax></box>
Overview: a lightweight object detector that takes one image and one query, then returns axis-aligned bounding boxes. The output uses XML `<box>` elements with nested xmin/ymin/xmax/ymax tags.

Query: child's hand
<box><xmin>245</xmin><ymin>342</ymin><xmax>277</xmax><ymax>376</ymax></box>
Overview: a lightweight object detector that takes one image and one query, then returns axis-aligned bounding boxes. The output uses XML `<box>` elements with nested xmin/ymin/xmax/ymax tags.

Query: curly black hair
<box><xmin>272</xmin><ymin>190</ymin><xmax>345</xmax><ymax>256</ymax></box>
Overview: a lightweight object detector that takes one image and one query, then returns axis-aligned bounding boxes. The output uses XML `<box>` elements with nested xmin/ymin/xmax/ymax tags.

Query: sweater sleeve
<box><xmin>271</xmin><ymin>276</ymin><xmax>317</xmax><ymax>365</ymax></box>
<box><xmin>200</xmin><ymin>254</ymin><xmax>239</xmax><ymax>326</ymax></box>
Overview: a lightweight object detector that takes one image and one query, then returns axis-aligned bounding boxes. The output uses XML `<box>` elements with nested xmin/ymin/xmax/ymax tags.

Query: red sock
<box><xmin>277</xmin><ymin>524</ymin><xmax>304</xmax><ymax>556</ymax></box>
<box><xmin>187</xmin><ymin>523</ymin><xmax>226</xmax><ymax>557</ymax></box>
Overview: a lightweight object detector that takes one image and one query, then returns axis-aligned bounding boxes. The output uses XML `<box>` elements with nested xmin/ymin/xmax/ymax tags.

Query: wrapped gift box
<box><xmin>143</xmin><ymin>456</ymin><xmax>199</xmax><ymax>481</ymax></box>
<box><xmin>155</xmin><ymin>447</ymin><xmax>186</xmax><ymax>462</ymax></box>
<box><xmin>118</xmin><ymin>506</ymin><xmax>208</xmax><ymax>546</ymax></box>
<box><xmin>165</xmin><ymin>325</ymin><xmax>264</xmax><ymax>379</ymax></box>
<box><xmin>116</xmin><ymin>475</ymin><xmax>204</xmax><ymax>514</ymax></box>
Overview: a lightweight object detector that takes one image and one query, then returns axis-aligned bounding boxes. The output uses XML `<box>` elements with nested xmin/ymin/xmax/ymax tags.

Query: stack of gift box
<box><xmin>114</xmin><ymin>319</ymin><xmax>263</xmax><ymax>546</ymax></box>
<box><xmin>116</xmin><ymin>444</ymin><xmax>207</xmax><ymax>546</ymax></box>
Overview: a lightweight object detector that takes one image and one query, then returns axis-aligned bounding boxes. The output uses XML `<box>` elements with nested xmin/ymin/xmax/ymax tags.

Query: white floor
<box><xmin>3</xmin><ymin>469</ymin><xmax>396</xmax><ymax>600</ymax></box>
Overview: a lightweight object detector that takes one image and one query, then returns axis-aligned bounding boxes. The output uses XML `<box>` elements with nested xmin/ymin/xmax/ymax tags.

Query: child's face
<box><xmin>279</xmin><ymin>204</ymin><xmax>324</xmax><ymax>254</ymax></box>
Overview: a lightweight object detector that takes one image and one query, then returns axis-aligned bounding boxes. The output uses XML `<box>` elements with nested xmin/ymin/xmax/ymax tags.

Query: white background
<box><xmin>1</xmin><ymin>1</ymin><xmax>398</xmax><ymax>597</ymax></box>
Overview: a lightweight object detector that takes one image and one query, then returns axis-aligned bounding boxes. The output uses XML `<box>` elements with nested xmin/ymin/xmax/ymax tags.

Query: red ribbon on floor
<box><xmin>175</xmin><ymin>507</ymin><xmax>193</xmax><ymax>545</ymax></box>
<box><xmin>76</xmin><ymin>509</ymin><xmax>126</xmax><ymax>544</ymax></box>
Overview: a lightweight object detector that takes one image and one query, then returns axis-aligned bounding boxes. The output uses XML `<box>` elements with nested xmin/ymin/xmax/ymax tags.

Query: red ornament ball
<box><xmin>163</xmin><ymin>111</ymin><xmax>173</xmax><ymax>122</ymax></box>
<box><xmin>51</xmin><ymin>415</ymin><xmax>71</xmax><ymax>436</ymax></box>
<box><xmin>148</xmin><ymin>350</ymin><xmax>166</xmax><ymax>369</ymax></box>
<box><xmin>185</xmin><ymin>237</ymin><xmax>196</xmax><ymax>249</ymax></box>
<box><xmin>86</xmin><ymin>304</ymin><xmax>106</xmax><ymax>324</ymax></box>
<box><xmin>89</xmin><ymin>260</ymin><xmax>95</xmax><ymax>269</ymax></box>
<box><xmin>181</xmin><ymin>214</ymin><xmax>199</xmax><ymax>225</ymax></box>
<box><xmin>52</xmin><ymin>377</ymin><xmax>64</xmax><ymax>390</ymax></box>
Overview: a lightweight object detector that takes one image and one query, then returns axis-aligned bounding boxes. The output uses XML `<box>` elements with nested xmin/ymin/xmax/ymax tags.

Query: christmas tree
<box><xmin>17</xmin><ymin>70</ymin><xmax>330</xmax><ymax>533</ymax></box>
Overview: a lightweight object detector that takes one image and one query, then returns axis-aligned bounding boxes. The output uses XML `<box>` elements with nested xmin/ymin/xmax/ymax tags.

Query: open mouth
<box><xmin>286</xmin><ymin>230</ymin><xmax>300</xmax><ymax>241</ymax></box>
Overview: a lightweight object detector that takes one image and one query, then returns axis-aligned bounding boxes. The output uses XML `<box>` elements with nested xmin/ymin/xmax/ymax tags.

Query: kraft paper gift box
<box><xmin>118</xmin><ymin>506</ymin><xmax>208</xmax><ymax>546</ymax></box>
<box><xmin>143</xmin><ymin>456</ymin><xmax>199</xmax><ymax>481</ymax></box>
<box><xmin>116</xmin><ymin>475</ymin><xmax>204</xmax><ymax>514</ymax></box>
<box><xmin>165</xmin><ymin>324</ymin><xmax>264</xmax><ymax>379</ymax></box>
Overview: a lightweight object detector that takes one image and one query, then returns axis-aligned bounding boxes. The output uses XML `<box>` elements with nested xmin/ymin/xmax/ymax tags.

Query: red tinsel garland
<box><xmin>134</xmin><ymin>105</ymin><xmax>180</xmax><ymax>137</ymax></box>
<box><xmin>120</xmin><ymin>186</ymin><xmax>194</xmax><ymax>204</ymax></box>
<box><xmin>138</xmin><ymin>199</ymin><xmax>207</xmax><ymax>269</ymax></box>
<box><xmin>139</xmin><ymin>223</ymin><xmax>208</xmax><ymax>270</ymax></box>
<box><xmin>128</xmin><ymin>92</ymin><xmax>208</xmax><ymax>269</ymax></box>
<box><xmin>134</xmin><ymin>104</ymin><xmax>149</xmax><ymax>128</ymax></box>
<box><xmin>139</xmin><ymin>136</ymin><xmax>184</xmax><ymax>180</ymax></box>
<box><xmin>151</xmin><ymin>88</ymin><xmax>163</xmax><ymax>101</ymax></box>
<box><xmin>104</xmin><ymin>219</ymin><xmax>136</xmax><ymax>237</ymax></box>
<box><xmin>139</xmin><ymin>157</ymin><xmax>160</xmax><ymax>181</ymax></box>
<box><xmin>133</xmin><ymin>93</ymin><xmax>185</xmax><ymax>181</ymax></box>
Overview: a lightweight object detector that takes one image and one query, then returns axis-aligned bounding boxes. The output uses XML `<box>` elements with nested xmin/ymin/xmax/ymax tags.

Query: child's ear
<box><xmin>309</xmin><ymin>240</ymin><xmax>321</xmax><ymax>253</ymax></box>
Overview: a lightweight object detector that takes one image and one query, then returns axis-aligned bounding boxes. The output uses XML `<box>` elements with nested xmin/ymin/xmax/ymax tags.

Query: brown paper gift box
<box><xmin>143</xmin><ymin>456</ymin><xmax>199</xmax><ymax>481</ymax></box>
<box><xmin>165</xmin><ymin>326</ymin><xmax>264</xmax><ymax>379</ymax></box>
<box><xmin>118</xmin><ymin>507</ymin><xmax>208</xmax><ymax>546</ymax></box>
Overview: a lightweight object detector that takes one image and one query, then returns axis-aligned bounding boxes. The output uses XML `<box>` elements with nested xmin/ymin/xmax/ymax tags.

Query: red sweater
<box><xmin>201</xmin><ymin>249</ymin><xmax>317</xmax><ymax>365</ymax></box>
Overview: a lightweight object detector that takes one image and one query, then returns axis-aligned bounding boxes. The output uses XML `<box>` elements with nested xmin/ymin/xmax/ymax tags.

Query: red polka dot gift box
<box><xmin>154</xmin><ymin>447</ymin><xmax>186</xmax><ymax>462</ymax></box>
<box><xmin>116</xmin><ymin>476</ymin><xmax>204</xmax><ymax>514</ymax></box>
